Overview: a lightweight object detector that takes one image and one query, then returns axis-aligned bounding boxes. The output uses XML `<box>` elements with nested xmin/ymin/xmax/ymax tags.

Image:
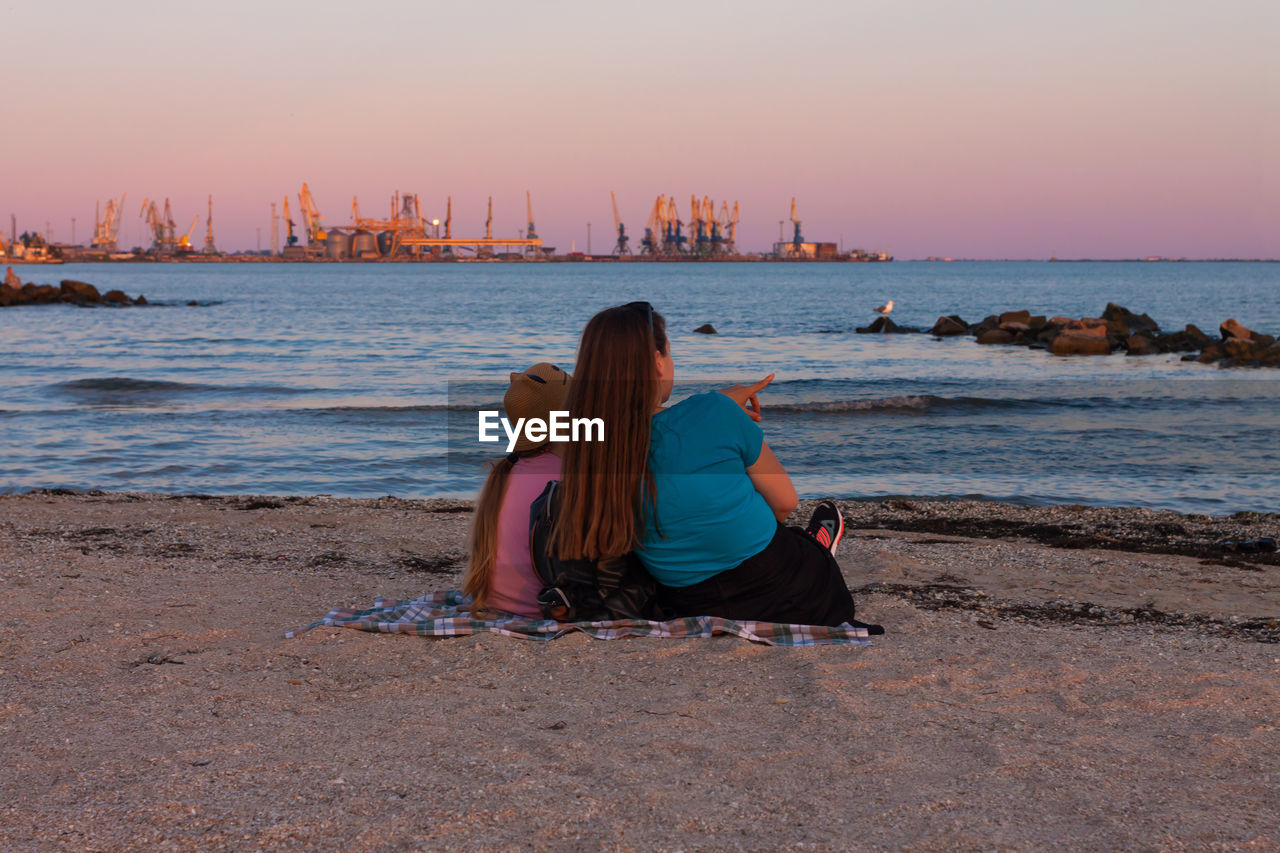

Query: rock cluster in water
<box><xmin>0</xmin><ymin>275</ymin><xmax>147</xmax><ymax>308</ymax></box>
<box><xmin>857</xmin><ymin>302</ymin><xmax>1278</xmax><ymax>369</ymax></box>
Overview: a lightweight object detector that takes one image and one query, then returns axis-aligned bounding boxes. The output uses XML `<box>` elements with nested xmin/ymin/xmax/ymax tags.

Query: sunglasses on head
<box><xmin>624</xmin><ymin>301</ymin><xmax>654</xmax><ymax>336</ymax></box>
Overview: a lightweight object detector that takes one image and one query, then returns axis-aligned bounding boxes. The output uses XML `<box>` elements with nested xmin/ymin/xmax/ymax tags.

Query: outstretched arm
<box><xmin>719</xmin><ymin>374</ymin><xmax>774</xmax><ymax>423</ymax></box>
<box><xmin>747</xmin><ymin>441</ymin><xmax>798</xmax><ymax>522</ymax></box>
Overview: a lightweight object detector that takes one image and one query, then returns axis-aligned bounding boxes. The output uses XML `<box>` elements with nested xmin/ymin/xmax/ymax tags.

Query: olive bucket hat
<box><xmin>502</xmin><ymin>362</ymin><xmax>571</xmax><ymax>453</ymax></box>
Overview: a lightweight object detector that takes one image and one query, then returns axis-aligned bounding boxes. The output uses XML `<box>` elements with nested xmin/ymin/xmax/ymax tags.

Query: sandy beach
<box><xmin>2</xmin><ymin>491</ymin><xmax>1278</xmax><ymax>851</ymax></box>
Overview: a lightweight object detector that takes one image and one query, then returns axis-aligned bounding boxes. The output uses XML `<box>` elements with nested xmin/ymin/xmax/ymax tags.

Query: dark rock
<box><xmin>1133</xmin><ymin>313</ymin><xmax>1160</xmax><ymax>333</ymax></box>
<box><xmin>1104</xmin><ymin>318</ymin><xmax>1130</xmax><ymax>338</ymax></box>
<box><xmin>1101</xmin><ymin>302</ymin><xmax>1131</xmax><ymax>324</ymax></box>
<box><xmin>1027</xmin><ymin>315</ymin><xmax>1048</xmax><ymax>332</ymax></box>
<box><xmin>1198</xmin><ymin>343</ymin><xmax>1225</xmax><ymax>364</ymax></box>
<box><xmin>1259</xmin><ymin>342</ymin><xmax>1280</xmax><ymax>367</ymax></box>
<box><xmin>1125</xmin><ymin>333</ymin><xmax>1158</xmax><ymax>356</ymax></box>
<box><xmin>976</xmin><ymin>328</ymin><xmax>1016</xmax><ymax>345</ymax></box>
<box><xmin>693</xmin><ymin>323</ymin><xmax>717</xmax><ymax>334</ymax></box>
<box><xmin>1157</xmin><ymin>327</ymin><xmax>1208</xmax><ymax>352</ymax></box>
<box><xmin>1012</xmin><ymin>330</ymin><xmax>1038</xmax><ymax>346</ymax></box>
<box><xmin>1224</xmin><ymin>337</ymin><xmax>1259</xmax><ymax>360</ymax></box>
<box><xmin>999</xmin><ymin>321</ymin><xmax>1031</xmax><ymax>333</ymax></box>
<box><xmin>856</xmin><ymin>316</ymin><xmax>910</xmax><ymax>334</ymax></box>
<box><xmin>929</xmin><ymin>315</ymin><xmax>968</xmax><ymax>336</ymax></box>
<box><xmin>1220</xmin><ymin>318</ymin><xmax>1253</xmax><ymax>341</ymax></box>
<box><xmin>186</xmin><ymin>300</ymin><xmax>199</xmax><ymax>307</ymax></box>
<box><xmin>22</xmin><ymin>283</ymin><xmax>59</xmax><ymax>303</ymax></box>
<box><xmin>1183</xmin><ymin>325</ymin><xmax>1213</xmax><ymax>347</ymax></box>
<box><xmin>1252</xmin><ymin>332</ymin><xmax>1276</xmax><ymax>349</ymax></box>
<box><xmin>998</xmin><ymin>309</ymin><xmax>1031</xmax><ymax>325</ymax></box>
<box><xmin>0</xmin><ymin>277</ymin><xmax>144</xmax><ymax>308</ymax></box>
<box><xmin>970</xmin><ymin>315</ymin><xmax>1001</xmax><ymax>337</ymax></box>
<box><xmin>1102</xmin><ymin>302</ymin><xmax>1161</xmax><ymax>334</ymax></box>
<box><xmin>1051</xmin><ymin>328</ymin><xmax>1112</xmax><ymax>356</ymax></box>
<box><xmin>60</xmin><ymin>279</ymin><xmax>101</xmax><ymax>303</ymax></box>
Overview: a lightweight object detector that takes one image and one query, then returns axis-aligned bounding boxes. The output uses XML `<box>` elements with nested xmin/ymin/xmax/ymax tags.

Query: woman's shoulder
<box><xmin>654</xmin><ymin>392</ymin><xmax>756</xmax><ymax>449</ymax></box>
<box><xmin>662</xmin><ymin>391</ymin><xmax>738</xmax><ymax>419</ymax></box>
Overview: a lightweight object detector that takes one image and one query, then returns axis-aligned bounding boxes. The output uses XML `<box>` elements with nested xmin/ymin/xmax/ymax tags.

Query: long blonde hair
<box><xmin>465</xmin><ymin>448</ymin><xmax>547</xmax><ymax>610</ymax></box>
<box><xmin>552</xmin><ymin>304</ymin><xmax>667</xmax><ymax>561</ymax></box>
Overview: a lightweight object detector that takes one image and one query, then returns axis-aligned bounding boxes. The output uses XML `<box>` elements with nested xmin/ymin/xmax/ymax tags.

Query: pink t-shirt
<box><xmin>487</xmin><ymin>452</ymin><xmax>562</xmax><ymax>618</ymax></box>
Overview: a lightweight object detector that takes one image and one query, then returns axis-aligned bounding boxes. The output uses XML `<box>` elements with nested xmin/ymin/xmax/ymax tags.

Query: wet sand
<box><xmin>1</xmin><ymin>492</ymin><xmax>1278</xmax><ymax>851</ymax></box>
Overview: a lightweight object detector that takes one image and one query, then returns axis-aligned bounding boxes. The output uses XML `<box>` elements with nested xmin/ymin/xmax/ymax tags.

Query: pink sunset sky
<box><xmin>5</xmin><ymin>0</ymin><xmax>1277</xmax><ymax>258</ymax></box>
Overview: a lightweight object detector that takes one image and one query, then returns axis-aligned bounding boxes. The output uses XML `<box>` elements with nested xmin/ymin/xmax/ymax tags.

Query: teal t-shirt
<box><xmin>638</xmin><ymin>392</ymin><xmax>779</xmax><ymax>587</ymax></box>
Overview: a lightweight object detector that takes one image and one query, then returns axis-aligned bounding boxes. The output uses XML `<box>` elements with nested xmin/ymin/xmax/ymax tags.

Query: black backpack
<box><xmin>528</xmin><ymin>480</ymin><xmax>668</xmax><ymax>622</ymax></box>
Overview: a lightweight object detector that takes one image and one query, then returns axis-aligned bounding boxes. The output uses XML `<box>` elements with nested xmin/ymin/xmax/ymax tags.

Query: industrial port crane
<box><xmin>278</xmin><ymin>183</ymin><xmax>544</xmax><ymax>260</ymax></box>
<box><xmin>721</xmin><ymin>201</ymin><xmax>739</xmax><ymax>254</ymax></box>
<box><xmin>139</xmin><ymin>198</ymin><xmax>177</xmax><ymax>253</ymax></box>
<box><xmin>665</xmin><ymin>196</ymin><xmax>686</xmax><ymax>254</ymax></box>
<box><xmin>611</xmin><ymin>192</ymin><xmax>629</xmax><ymax>255</ymax></box>
<box><xmin>283</xmin><ymin>196</ymin><xmax>298</xmax><ymax>247</ymax></box>
<box><xmin>789</xmin><ymin>197</ymin><xmax>803</xmax><ymax>256</ymax></box>
<box><xmin>525</xmin><ymin>191</ymin><xmax>538</xmax><ymax>241</ymax></box>
<box><xmin>524</xmin><ymin>191</ymin><xmax>540</xmax><ymax>258</ymax></box>
<box><xmin>140</xmin><ymin>199</ymin><xmax>158</xmax><ymax>246</ymax></box>
<box><xmin>203</xmin><ymin>195</ymin><xmax>217</xmax><ymax>254</ymax></box>
<box><xmin>162</xmin><ymin>200</ymin><xmax>177</xmax><ymax>250</ymax></box>
<box><xmin>691</xmin><ymin>195</ymin><xmax>706</xmax><ymax>253</ymax></box>
<box><xmin>639</xmin><ymin>194</ymin><xmax>693</xmax><ymax>256</ymax></box>
<box><xmin>91</xmin><ymin>194</ymin><xmax>126</xmax><ymax>252</ymax></box>
<box><xmin>707</xmin><ymin>197</ymin><xmax>723</xmax><ymax>253</ymax></box>
<box><xmin>176</xmin><ymin>215</ymin><xmax>199</xmax><ymax>252</ymax></box>
<box><xmin>640</xmin><ymin>195</ymin><xmax>665</xmax><ymax>255</ymax></box>
<box><xmin>298</xmin><ymin>183</ymin><xmax>326</xmax><ymax>248</ymax></box>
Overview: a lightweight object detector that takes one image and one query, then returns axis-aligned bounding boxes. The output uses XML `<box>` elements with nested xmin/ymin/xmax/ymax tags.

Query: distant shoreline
<box><xmin>17</xmin><ymin>254</ymin><xmax>1280</xmax><ymax>265</ymax></box>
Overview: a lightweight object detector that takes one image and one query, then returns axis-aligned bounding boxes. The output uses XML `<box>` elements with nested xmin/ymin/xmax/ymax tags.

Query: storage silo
<box><xmin>325</xmin><ymin>230</ymin><xmax>351</xmax><ymax>260</ymax></box>
<box><xmin>351</xmin><ymin>231</ymin><xmax>378</xmax><ymax>259</ymax></box>
<box><xmin>376</xmin><ymin>231</ymin><xmax>394</xmax><ymax>257</ymax></box>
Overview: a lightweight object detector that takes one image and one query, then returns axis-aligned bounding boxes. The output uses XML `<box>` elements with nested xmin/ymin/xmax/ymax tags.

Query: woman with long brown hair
<box><xmin>464</xmin><ymin>362</ymin><xmax>570</xmax><ymax>616</ymax></box>
<box><xmin>553</xmin><ymin>302</ymin><xmax>881</xmax><ymax>631</ymax></box>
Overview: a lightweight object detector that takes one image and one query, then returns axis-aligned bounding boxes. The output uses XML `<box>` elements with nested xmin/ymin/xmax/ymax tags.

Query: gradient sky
<box><xmin>5</xmin><ymin>0</ymin><xmax>1277</xmax><ymax>258</ymax></box>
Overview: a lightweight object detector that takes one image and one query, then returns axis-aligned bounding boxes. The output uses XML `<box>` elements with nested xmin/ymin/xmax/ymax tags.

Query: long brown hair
<box><xmin>465</xmin><ymin>448</ymin><xmax>545</xmax><ymax>610</ymax></box>
<box><xmin>552</xmin><ymin>304</ymin><xmax>668</xmax><ymax>561</ymax></box>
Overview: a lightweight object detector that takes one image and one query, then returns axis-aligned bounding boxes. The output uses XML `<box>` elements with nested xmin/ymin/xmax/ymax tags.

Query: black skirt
<box><xmin>656</xmin><ymin>522</ymin><xmax>859</xmax><ymax>627</ymax></box>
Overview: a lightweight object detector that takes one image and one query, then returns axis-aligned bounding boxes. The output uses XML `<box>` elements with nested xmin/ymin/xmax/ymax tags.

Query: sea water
<box><xmin>1</xmin><ymin>261</ymin><xmax>1276</xmax><ymax>512</ymax></box>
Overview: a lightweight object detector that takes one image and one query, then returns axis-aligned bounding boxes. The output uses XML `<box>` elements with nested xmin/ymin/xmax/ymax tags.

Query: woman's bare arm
<box><xmin>747</xmin><ymin>441</ymin><xmax>799</xmax><ymax>522</ymax></box>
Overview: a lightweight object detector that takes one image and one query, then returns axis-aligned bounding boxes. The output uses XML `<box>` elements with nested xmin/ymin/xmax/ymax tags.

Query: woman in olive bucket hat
<box><xmin>464</xmin><ymin>363</ymin><xmax>570</xmax><ymax>616</ymax></box>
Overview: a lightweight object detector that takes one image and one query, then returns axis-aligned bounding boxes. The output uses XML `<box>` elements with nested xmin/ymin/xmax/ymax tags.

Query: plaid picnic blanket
<box><xmin>288</xmin><ymin>589</ymin><xmax>871</xmax><ymax>647</ymax></box>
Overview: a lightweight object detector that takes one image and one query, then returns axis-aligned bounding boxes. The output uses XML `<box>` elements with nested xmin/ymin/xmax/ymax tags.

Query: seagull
<box><xmin>873</xmin><ymin>300</ymin><xmax>894</xmax><ymax>317</ymax></box>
